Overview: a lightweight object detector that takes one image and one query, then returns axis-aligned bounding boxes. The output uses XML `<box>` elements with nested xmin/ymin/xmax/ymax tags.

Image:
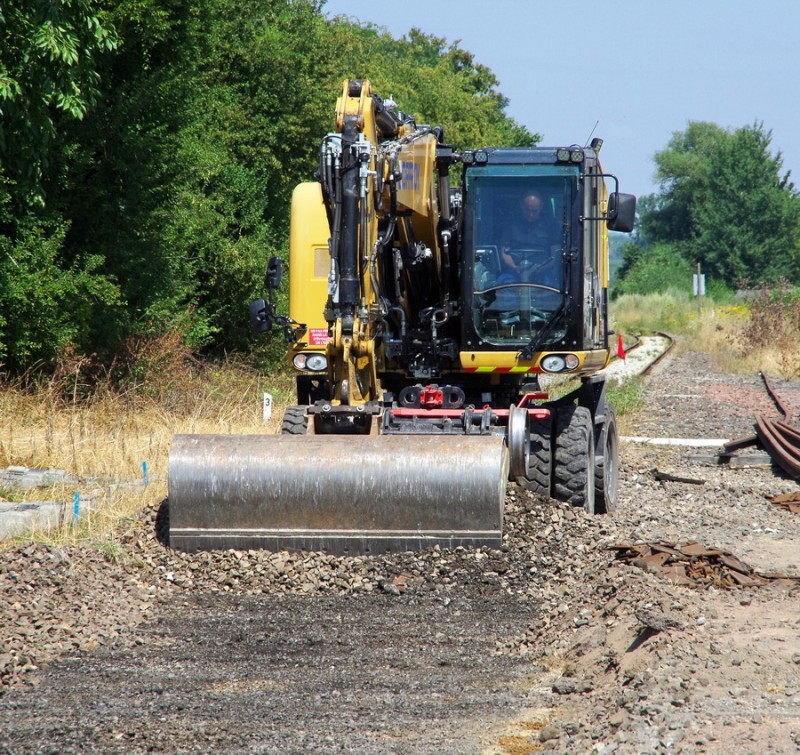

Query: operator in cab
<box><xmin>499</xmin><ymin>190</ymin><xmax>561</xmax><ymax>287</ymax></box>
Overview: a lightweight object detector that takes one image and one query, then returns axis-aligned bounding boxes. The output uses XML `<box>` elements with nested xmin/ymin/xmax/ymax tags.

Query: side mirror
<box><xmin>607</xmin><ymin>192</ymin><xmax>636</xmax><ymax>233</ymax></box>
<box><xmin>249</xmin><ymin>299</ymin><xmax>271</xmax><ymax>334</ymax></box>
<box><xmin>266</xmin><ymin>256</ymin><xmax>283</xmax><ymax>290</ymax></box>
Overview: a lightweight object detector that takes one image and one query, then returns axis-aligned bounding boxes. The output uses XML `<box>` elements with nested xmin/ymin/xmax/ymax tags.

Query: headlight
<box><xmin>556</xmin><ymin>147</ymin><xmax>584</xmax><ymax>164</ymax></box>
<box><xmin>540</xmin><ymin>354</ymin><xmax>579</xmax><ymax>373</ymax></box>
<box><xmin>541</xmin><ymin>355</ymin><xmax>566</xmax><ymax>373</ymax></box>
<box><xmin>293</xmin><ymin>353</ymin><xmax>327</xmax><ymax>371</ymax></box>
<box><xmin>305</xmin><ymin>354</ymin><xmax>328</xmax><ymax>371</ymax></box>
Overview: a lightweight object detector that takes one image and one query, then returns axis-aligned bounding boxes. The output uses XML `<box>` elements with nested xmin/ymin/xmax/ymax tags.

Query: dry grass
<box><xmin>613</xmin><ymin>290</ymin><xmax>800</xmax><ymax>379</ymax></box>
<box><xmin>612</xmin><ymin>290</ymin><xmax>699</xmax><ymax>338</ymax></box>
<box><xmin>0</xmin><ymin>359</ymin><xmax>296</xmax><ymax>546</ymax></box>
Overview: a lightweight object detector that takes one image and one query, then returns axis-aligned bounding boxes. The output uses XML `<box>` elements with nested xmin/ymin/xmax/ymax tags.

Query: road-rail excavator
<box><xmin>168</xmin><ymin>79</ymin><xmax>636</xmax><ymax>554</ymax></box>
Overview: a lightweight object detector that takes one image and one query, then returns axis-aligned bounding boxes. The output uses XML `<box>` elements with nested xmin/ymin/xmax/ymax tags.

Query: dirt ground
<box><xmin>1</xmin><ymin>345</ymin><xmax>799</xmax><ymax>754</ymax></box>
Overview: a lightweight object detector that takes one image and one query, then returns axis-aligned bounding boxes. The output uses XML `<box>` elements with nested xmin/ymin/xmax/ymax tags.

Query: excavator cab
<box><xmin>458</xmin><ymin>147</ymin><xmax>627</xmax><ymax>373</ymax></box>
<box><xmin>465</xmin><ymin>167</ymin><xmax>572</xmax><ymax>347</ymax></box>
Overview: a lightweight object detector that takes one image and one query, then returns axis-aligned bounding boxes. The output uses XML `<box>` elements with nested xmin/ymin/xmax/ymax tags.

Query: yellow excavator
<box><xmin>168</xmin><ymin>79</ymin><xmax>636</xmax><ymax>554</ymax></box>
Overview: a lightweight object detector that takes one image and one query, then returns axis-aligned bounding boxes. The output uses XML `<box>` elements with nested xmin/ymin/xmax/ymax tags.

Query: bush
<box><xmin>611</xmin><ymin>290</ymin><xmax>697</xmax><ymax>335</ymax></box>
<box><xmin>613</xmin><ymin>242</ymin><xmax>694</xmax><ymax>298</ymax></box>
<box><xmin>732</xmin><ymin>280</ymin><xmax>800</xmax><ymax>377</ymax></box>
<box><xmin>0</xmin><ymin>217</ymin><xmax>121</xmax><ymax>373</ymax></box>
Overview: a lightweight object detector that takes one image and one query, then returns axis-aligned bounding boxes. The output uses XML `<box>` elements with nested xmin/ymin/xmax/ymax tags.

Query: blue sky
<box><xmin>322</xmin><ymin>0</ymin><xmax>800</xmax><ymax>200</ymax></box>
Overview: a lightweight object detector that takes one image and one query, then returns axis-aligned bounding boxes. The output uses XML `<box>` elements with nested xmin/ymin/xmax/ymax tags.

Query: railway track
<box><xmin>600</xmin><ymin>331</ymin><xmax>674</xmax><ymax>380</ymax></box>
<box><xmin>2</xmin><ymin>344</ymin><xmax>799</xmax><ymax>753</ymax></box>
<box><xmin>723</xmin><ymin>371</ymin><xmax>800</xmax><ymax>478</ymax></box>
<box><xmin>619</xmin><ymin>332</ymin><xmax>800</xmax><ymax>477</ymax></box>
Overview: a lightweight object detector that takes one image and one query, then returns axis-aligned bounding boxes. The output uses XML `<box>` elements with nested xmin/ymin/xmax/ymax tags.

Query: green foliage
<box><xmin>0</xmin><ymin>0</ymin><xmax>118</xmax><ymax>207</ymax></box>
<box><xmin>608</xmin><ymin>232</ymin><xmax>628</xmax><ymax>284</ymax></box>
<box><xmin>613</xmin><ymin>242</ymin><xmax>694</xmax><ymax>297</ymax></box>
<box><xmin>0</xmin><ymin>218</ymin><xmax>121</xmax><ymax>371</ymax></box>
<box><xmin>704</xmin><ymin>277</ymin><xmax>735</xmax><ymax>305</ymax></box>
<box><xmin>612</xmin><ymin>290</ymin><xmax>698</xmax><ymax>335</ymax></box>
<box><xmin>633</xmin><ymin>121</ymin><xmax>800</xmax><ymax>288</ymax></box>
<box><xmin>158</xmin><ymin>0</ymin><xmax>335</xmax><ymax>349</ymax></box>
<box><xmin>1</xmin><ymin>0</ymin><xmax>540</xmax><ymax>377</ymax></box>
<box><xmin>46</xmin><ymin>0</ymin><xmax>336</xmax><ymax>358</ymax></box>
<box><xmin>324</xmin><ymin>20</ymin><xmax>539</xmax><ymax>149</ymax></box>
<box><xmin>606</xmin><ymin>376</ymin><xmax>645</xmax><ymax>417</ymax></box>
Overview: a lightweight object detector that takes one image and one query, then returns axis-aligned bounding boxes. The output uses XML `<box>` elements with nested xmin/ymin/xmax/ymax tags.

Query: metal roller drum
<box><xmin>168</xmin><ymin>433</ymin><xmax>509</xmax><ymax>553</ymax></box>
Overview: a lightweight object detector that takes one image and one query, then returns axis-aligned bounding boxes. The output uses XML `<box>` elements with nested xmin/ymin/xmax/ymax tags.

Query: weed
<box><xmin>0</xmin><ymin>486</ymin><xmax>23</xmax><ymax>503</ymax></box>
<box><xmin>1</xmin><ymin>282</ymin><xmax>794</xmax><ymax>544</ymax></box>
<box><xmin>0</xmin><ymin>355</ymin><xmax>296</xmax><ymax>542</ymax></box>
<box><xmin>612</xmin><ymin>289</ymin><xmax>698</xmax><ymax>336</ymax></box>
<box><xmin>93</xmin><ymin>540</ymin><xmax>126</xmax><ymax>564</ymax></box>
<box><xmin>607</xmin><ymin>377</ymin><xmax>646</xmax><ymax>416</ymax></box>
<box><xmin>611</xmin><ymin>285</ymin><xmax>800</xmax><ymax>378</ymax></box>
<box><xmin>730</xmin><ymin>281</ymin><xmax>800</xmax><ymax>378</ymax></box>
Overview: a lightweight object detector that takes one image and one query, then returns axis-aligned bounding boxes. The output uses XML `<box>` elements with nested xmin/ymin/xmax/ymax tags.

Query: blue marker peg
<box><xmin>73</xmin><ymin>492</ymin><xmax>80</xmax><ymax>526</ymax></box>
<box><xmin>142</xmin><ymin>460</ymin><xmax>149</xmax><ymax>486</ymax></box>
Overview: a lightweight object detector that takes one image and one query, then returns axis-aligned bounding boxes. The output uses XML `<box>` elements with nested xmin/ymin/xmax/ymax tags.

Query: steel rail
<box><xmin>721</xmin><ymin>372</ymin><xmax>800</xmax><ymax>476</ymax></box>
<box><xmin>754</xmin><ymin>414</ymin><xmax>800</xmax><ymax>478</ymax></box>
<box><xmin>639</xmin><ymin>332</ymin><xmax>675</xmax><ymax>377</ymax></box>
<box><xmin>759</xmin><ymin>371</ymin><xmax>794</xmax><ymax>421</ymax></box>
<box><xmin>615</xmin><ymin>331</ymin><xmax>675</xmax><ymax>376</ymax></box>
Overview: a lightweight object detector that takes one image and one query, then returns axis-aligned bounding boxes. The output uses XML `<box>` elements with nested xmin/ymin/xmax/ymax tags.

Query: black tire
<box><xmin>594</xmin><ymin>404</ymin><xmax>619</xmax><ymax>514</ymax></box>
<box><xmin>518</xmin><ymin>418</ymin><xmax>552</xmax><ymax>495</ymax></box>
<box><xmin>281</xmin><ymin>406</ymin><xmax>308</xmax><ymax>435</ymax></box>
<box><xmin>552</xmin><ymin>405</ymin><xmax>595</xmax><ymax>512</ymax></box>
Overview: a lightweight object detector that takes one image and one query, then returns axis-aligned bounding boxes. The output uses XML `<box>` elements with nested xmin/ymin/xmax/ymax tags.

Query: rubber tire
<box><xmin>518</xmin><ymin>418</ymin><xmax>552</xmax><ymax>496</ymax></box>
<box><xmin>552</xmin><ymin>405</ymin><xmax>596</xmax><ymax>513</ymax></box>
<box><xmin>281</xmin><ymin>406</ymin><xmax>308</xmax><ymax>435</ymax></box>
<box><xmin>594</xmin><ymin>404</ymin><xmax>619</xmax><ymax>514</ymax></box>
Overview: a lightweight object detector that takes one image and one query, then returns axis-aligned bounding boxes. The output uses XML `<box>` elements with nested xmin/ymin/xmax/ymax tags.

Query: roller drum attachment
<box><xmin>168</xmin><ymin>434</ymin><xmax>509</xmax><ymax>554</ymax></box>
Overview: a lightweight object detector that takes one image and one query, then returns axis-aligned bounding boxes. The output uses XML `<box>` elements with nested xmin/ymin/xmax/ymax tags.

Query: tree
<box><xmin>1</xmin><ymin>0</ymin><xmax>540</xmax><ymax>374</ymax></box>
<box><xmin>0</xmin><ymin>219</ymin><xmax>121</xmax><ymax>370</ymax></box>
<box><xmin>53</xmin><ymin>0</ymin><xmax>337</xmax><ymax>355</ymax></box>
<box><xmin>613</xmin><ymin>242</ymin><xmax>693</xmax><ymax>297</ymax></box>
<box><xmin>0</xmin><ymin>1</ymin><xmax>120</xmax><ymax>372</ymax></box>
<box><xmin>323</xmin><ymin>19</ymin><xmax>539</xmax><ymax>149</ymax></box>
<box><xmin>638</xmin><ymin>121</ymin><xmax>800</xmax><ymax>287</ymax></box>
<box><xmin>0</xmin><ymin>0</ymin><xmax>118</xmax><ymax>210</ymax></box>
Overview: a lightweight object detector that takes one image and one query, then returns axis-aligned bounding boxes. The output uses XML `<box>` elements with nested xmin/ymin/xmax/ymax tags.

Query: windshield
<box><xmin>467</xmin><ymin>170</ymin><xmax>576</xmax><ymax>346</ymax></box>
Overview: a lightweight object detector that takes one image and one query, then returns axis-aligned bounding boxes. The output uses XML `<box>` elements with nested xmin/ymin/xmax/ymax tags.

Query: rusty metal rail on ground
<box><xmin>611</xmin><ymin>541</ymin><xmax>800</xmax><ymax>589</ymax></box>
<box><xmin>770</xmin><ymin>490</ymin><xmax>800</xmax><ymax>513</ymax></box>
<box><xmin>721</xmin><ymin>371</ymin><xmax>800</xmax><ymax>478</ymax></box>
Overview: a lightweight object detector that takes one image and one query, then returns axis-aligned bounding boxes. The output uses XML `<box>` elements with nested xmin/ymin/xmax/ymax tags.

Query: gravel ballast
<box><xmin>1</xmin><ymin>345</ymin><xmax>799</xmax><ymax>753</ymax></box>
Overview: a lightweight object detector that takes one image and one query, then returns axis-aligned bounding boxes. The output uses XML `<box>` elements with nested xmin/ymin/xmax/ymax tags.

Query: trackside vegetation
<box><xmin>613</xmin><ymin>121</ymin><xmax>800</xmax><ymax>300</ymax></box>
<box><xmin>0</xmin><ymin>0</ymin><xmax>537</xmax><ymax>378</ymax></box>
<box><xmin>1</xmin><ymin>2</ymin><xmax>798</xmax><ymax>390</ymax></box>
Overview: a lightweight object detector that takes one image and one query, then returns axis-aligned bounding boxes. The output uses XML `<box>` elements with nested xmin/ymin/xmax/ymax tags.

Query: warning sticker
<box><xmin>308</xmin><ymin>328</ymin><xmax>331</xmax><ymax>345</ymax></box>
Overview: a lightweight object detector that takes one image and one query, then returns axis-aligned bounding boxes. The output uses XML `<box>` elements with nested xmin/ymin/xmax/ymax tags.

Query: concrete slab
<box><xmin>0</xmin><ymin>500</ymin><xmax>66</xmax><ymax>539</ymax></box>
<box><xmin>621</xmin><ymin>436</ymin><xmax>730</xmax><ymax>447</ymax></box>
<box><xmin>0</xmin><ymin>467</ymin><xmax>105</xmax><ymax>540</ymax></box>
<box><xmin>1</xmin><ymin>467</ymin><xmax>80</xmax><ymax>489</ymax></box>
